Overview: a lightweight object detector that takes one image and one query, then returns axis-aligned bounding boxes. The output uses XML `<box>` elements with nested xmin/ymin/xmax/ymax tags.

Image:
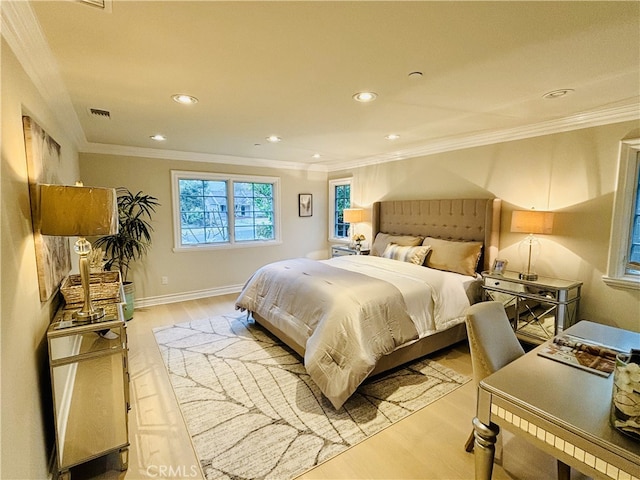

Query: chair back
<box><xmin>466</xmin><ymin>301</ymin><xmax>525</xmax><ymax>387</ymax></box>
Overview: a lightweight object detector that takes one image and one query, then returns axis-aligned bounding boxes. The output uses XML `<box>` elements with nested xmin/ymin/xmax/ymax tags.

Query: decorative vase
<box><xmin>123</xmin><ymin>281</ymin><xmax>135</xmax><ymax>321</ymax></box>
<box><xmin>610</xmin><ymin>351</ymin><xmax>640</xmax><ymax>440</ymax></box>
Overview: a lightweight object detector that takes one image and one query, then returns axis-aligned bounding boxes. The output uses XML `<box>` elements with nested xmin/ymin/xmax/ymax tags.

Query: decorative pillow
<box><xmin>423</xmin><ymin>237</ymin><xmax>483</xmax><ymax>276</ymax></box>
<box><xmin>371</xmin><ymin>233</ymin><xmax>423</xmax><ymax>257</ymax></box>
<box><xmin>381</xmin><ymin>243</ymin><xmax>431</xmax><ymax>266</ymax></box>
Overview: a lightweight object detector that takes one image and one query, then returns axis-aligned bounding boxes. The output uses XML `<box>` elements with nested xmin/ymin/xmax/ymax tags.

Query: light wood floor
<box><xmin>70</xmin><ymin>295</ymin><xmax>590</xmax><ymax>480</ymax></box>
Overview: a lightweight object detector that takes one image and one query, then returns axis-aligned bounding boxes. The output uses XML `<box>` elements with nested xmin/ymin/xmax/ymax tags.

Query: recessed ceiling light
<box><xmin>172</xmin><ymin>94</ymin><xmax>198</xmax><ymax>105</ymax></box>
<box><xmin>385</xmin><ymin>134</ymin><xmax>400</xmax><ymax>140</ymax></box>
<box><xmin>542</xmin><ymin>89</ymin><xmax>574</xmax><ymax>99</ymax></box>
<box><xmin>312</xmin><ymin>153</ymin><xmax>321</xmax><ymax>159</ymax></box>
<box><xmin>150</xmin><ymin>134</ymin><xmax>166</xmax><ymax>141</ymax></box>
<box><xmin>266</xmin><ymin>135</ymin><xmax>282</xmax><ymax>143</ymax></box>
<box><xmin>353</xmin><ymin>91</ymin><xmax>378</xmax><ymax>103</ymax></box>
<box><xmin>408</xmin><ymin>71</ymin><xmax>423</xmax><ymax>78</ymax></box>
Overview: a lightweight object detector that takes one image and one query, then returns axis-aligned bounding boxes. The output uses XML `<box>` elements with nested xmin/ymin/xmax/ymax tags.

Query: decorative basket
<box><xmin>60</xmin><ymin>271</ymin><xmax>121</xmax><ymax>305</ymax></box>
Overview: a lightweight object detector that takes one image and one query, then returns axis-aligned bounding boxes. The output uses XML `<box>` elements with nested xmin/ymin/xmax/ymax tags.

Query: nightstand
<box><xmin>331</xmin><ymin>244</ymin><xmax>370</xmax><ymax>257</ymax></box>
<box><xmin>481</xmin><ymin>270</ymin><xmax>582</xmax><ymax>345</ymax></box>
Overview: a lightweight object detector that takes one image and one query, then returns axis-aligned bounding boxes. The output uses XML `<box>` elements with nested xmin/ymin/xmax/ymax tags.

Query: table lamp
<box><xmin>39</xmin><ymin>183</ymin><xmax>118</xmax><ymax>322</ymax></box>
<box><xmin>510</xmin><ymin>209</ymin><xmax>554</xmax><ymax>281</ymax></box>
<box><xmin>343</xmin><ymin>208</ymin><xmax>364</xmax><ymax>245</ymax></box>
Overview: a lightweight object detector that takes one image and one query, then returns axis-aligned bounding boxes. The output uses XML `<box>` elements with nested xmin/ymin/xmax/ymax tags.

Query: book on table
<box><xmin>538</xmin><ymin>334</ymin><xmax>624</xmax><ymax>377</ymax></box>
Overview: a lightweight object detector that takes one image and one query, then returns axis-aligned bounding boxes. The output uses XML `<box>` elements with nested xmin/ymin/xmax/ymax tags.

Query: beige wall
<box><xmin>1</xmin><ymin>40</ymin><xmax>81</xmax><ymax>478</ymax></box>
<box><xmin>81</xmin><ymin>121</ymin><xmax>640</xmax><ymax>333</ymax></box>
<box><xmin>79</xmin><ymin>154</ymin><xmax>329</xmax><ymax>302</ymax></box>
<box><xmin>333</xmin><ymin>121</ymin><xmax>640</xmax><ymax>332</ymax></box>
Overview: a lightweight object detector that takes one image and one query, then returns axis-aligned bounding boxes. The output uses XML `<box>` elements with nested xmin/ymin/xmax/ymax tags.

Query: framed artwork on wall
<box><xmin>299</xmin><ymin>194</ymin><xmax>312</xmax><ymax>217</ymax></box>
<box><xmin>23</xmin><ymin>116</ymin><xmax>71</xmax><ymax>301</ymax></box>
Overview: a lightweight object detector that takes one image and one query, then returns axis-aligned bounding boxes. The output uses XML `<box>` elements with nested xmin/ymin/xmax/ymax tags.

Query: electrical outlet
<box><xmin>161</xmin><ymin>276</ymin><xmax>169</xmax><ymax>285</ymax></box>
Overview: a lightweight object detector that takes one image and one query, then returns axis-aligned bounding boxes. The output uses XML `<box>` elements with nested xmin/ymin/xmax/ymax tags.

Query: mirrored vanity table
<box><xmin>47</xmin><ymin>304</ymin><xmax>129</xmax><ymax>479</ymax></box>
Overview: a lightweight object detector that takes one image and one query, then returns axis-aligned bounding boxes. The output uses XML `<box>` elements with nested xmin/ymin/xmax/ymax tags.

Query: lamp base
<box><xmin>519</xmin><ymin>272</ymin><xmax>538</xmax><ymax>281</ymax></box>
<box><xmin>72</xmin><ymin>306</ymin><xmax>106</xmax><ymax>323</ymax></box>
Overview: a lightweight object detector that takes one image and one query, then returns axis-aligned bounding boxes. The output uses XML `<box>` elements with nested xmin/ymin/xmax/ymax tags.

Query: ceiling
<box><xmin>16</xmin><ymin>1</ymin><xmax>640</xmax><ymax>169</ymax></box>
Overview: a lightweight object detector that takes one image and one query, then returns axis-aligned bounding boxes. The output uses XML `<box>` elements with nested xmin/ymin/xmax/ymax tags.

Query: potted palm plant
<box><xmin>94</xmin><ymin>187</ymin><xmax>160</xmax><ymax>320</ymax></box>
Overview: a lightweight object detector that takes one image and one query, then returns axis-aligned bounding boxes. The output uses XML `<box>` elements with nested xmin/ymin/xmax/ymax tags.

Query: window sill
<box><xmin>602</xmin><ymin>275</ymin><xmax>640</xmax><ymax>291</ymax></box>
<box><xmin>173</xmin><ymin>240</ymin><xmax>282</xmax><ymax>253</ymax></box>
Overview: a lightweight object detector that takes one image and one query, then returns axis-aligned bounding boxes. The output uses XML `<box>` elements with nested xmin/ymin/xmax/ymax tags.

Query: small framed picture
<box><xmin>298</xmin><ymin>194</ymin><xmax>312</xmax><ymax>217</ymax></box>
<box><xmin>492</xmin><ymin>259</ymin><xmax>508</xmax><ymax>275</ymax></box>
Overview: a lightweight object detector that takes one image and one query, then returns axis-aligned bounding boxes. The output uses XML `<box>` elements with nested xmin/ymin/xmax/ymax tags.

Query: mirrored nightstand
<box><xmin>331</xmin><ymin>244</ymin><xmax>370</xmax><ymax>257</ymax></box>
<box><xmin>481</xmin><ymin>270</ymin><xmax>582</xmax><ymax>345</ymax></box>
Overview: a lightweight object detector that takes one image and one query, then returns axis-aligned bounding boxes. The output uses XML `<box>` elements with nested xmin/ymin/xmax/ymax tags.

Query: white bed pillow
<box><xmin>382</xmin><ymin>243</ymin><xmax>431</xmax><ymax>266</ymax></box>
<box><xmin>371</xmin><ymin>233</ymin><xmax>423</xmax><ymax>257</ymax></box>
<box><xmin>422</xmin><ymin>236</ymin><xmax>483</xmax><ymax>276</ymax></box>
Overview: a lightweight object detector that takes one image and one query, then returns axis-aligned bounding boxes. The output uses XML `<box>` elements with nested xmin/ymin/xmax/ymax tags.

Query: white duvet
<box><xmin>235</xmin><ymin>255</ymin><xmax>475</xmax><ymax>409</ymax></box>
<box><xmin>325</xmin><ymin>255</ymin><xmax>475</xmax><ymax>337</ymax></box>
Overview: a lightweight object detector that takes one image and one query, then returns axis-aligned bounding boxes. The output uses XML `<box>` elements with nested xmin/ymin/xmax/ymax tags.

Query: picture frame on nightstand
<box><xmin>492</xmin><ymin>258</ymin><xmax>508</xmax><ymax>275</ymax></box>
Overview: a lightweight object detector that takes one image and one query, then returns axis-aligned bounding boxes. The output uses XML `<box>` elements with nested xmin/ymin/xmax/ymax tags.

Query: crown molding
<box><xmin>84</xmin><ymin>103</ymin><xmax>639</xmax><ymax>173</ymax></box>
<box><xmin>1</xmin><ymin>1</ymin><xmax>87</xmax><ymax>148</ymax></box>
<box><xmin>82</xmin><ymin>142</ymin><xmax>329</xmax><ymax>172</ymax></box>
<box><xmin>324</xmin><ymin>103</ymin><xmax>640</xmax><ymax>172</ymax></box>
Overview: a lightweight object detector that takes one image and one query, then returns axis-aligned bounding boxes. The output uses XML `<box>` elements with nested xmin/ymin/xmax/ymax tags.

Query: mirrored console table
<box><xmin>47</xmin><ymin>306</ymin><xmax>129</xmax><ymax>479</ymax></box>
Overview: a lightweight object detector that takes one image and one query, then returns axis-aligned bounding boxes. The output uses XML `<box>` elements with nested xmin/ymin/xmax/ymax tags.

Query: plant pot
<box><xmin>123</xmin><ymin>281</ymin><xmax>135</xmax><ymax>321</ymax></box>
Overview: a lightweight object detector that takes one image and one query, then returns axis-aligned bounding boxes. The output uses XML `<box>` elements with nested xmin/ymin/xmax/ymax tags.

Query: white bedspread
<box><xmin>325</xmin><ymin>255</ymin><xmax>474</xmax><ymax>337</ymax></box>
<box><xmin>235</xmin><ymin>255</ymin><xmax>474</xmax><ymax>409</ymax></box>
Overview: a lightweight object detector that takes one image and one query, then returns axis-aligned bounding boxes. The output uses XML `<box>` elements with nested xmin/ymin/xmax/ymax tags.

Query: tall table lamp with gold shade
<box><xmin>343</xmin><ymin>207</ymin><xmax>365</xmax><ymax>248</ymax></box>
<box><xmin>39</xmin><ymin>183</ymin><xmax>118</xmax><ymax>322</ymax></box>
<box><xmin>510</xmin><ymin>209</ymin><xmax>554</xmax><ymax>281</ymax></box>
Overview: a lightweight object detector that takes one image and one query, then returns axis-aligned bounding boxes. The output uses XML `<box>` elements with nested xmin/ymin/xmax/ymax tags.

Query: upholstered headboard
<box><xmin>371</xmin><ymin>198</ymin><xmax>502</xmax><ymax>272</ymax></box>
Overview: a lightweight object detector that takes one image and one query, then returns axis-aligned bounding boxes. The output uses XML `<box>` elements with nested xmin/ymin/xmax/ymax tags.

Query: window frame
<box><xmin>328</xmin><ymin>177</ymin><xmax>352</xmax><ymax>243</ymax></box>
<box><xmin>171</xmin><ymin>170</ymin><xmax>281</xmax><ymax>252</ymax></box>
<box><xmin>604</xmin><ymin>138</ymin><xmax>640</xmax><ymax>290</ymax></box>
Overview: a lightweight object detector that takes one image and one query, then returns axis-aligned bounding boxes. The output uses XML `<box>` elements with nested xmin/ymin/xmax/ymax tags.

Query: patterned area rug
<box><xmin>153</xmin><ymin>313</ymin><xmax>469</xmax><ymax>480</ymax></box>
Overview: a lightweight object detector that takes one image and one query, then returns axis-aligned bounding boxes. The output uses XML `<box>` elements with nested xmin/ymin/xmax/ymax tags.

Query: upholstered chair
<box><xmin>464</xmin><ymin>301</ymin><xmax>525</xmax><ymax>452</ymax></box>
<box><xmin>464</xmin><ymin>301</ymin><xmax>570</xmax><ymax>480</ymax></box>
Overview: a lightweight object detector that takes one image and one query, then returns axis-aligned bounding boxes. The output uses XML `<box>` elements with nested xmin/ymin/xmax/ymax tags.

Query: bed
<box><xmin>236</xmin><ymin>198</ymin><xmax>501</xmax><ymax>409</ymax></box>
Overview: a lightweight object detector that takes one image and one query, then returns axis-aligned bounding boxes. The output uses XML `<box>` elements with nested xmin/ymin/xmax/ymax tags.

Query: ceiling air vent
<box><xmin>89</xmin><ymin>108</ymin><xmax>111</xmax><ymax>119</ymax></box>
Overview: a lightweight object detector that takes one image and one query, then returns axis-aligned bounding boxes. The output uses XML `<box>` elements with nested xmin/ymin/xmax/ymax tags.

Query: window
<box><xmin>604</xmin><ymin>138</ymin><xmax>640</xmax><ymax>289</ymax></box>
<box><xmin>629</xmin><ymin>162</ymin><xmax>640</xmax><ymax>273</ymax></box>
<box><xmin>328</xmin><ymin>177</ymin><xmax>352</xmax><ymax>242</ymax></box>
<box><xmin>172</xmin><ymin>170</ymin><xmax>280</xmax><ymax>250</ymax></box>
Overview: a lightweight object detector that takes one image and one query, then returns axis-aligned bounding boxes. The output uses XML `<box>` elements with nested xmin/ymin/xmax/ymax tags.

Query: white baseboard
<box><xmin>134</xmin><ymin>284</ymin><xmax>244</xmax><ymax>308</ymax></box>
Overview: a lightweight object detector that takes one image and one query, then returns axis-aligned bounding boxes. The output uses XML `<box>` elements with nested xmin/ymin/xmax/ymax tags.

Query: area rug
<box><xmin>153</xmin><ymin>313</ymin><xmax>469</xmax><ymax>480</ymax></box>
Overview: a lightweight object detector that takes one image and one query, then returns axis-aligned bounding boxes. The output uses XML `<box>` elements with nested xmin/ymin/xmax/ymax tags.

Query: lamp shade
<box><xmin>510</xmin><ymin>210</ymin><xmax>554</xmax><ymax>235</ymax></box>
<box><xmin>343</xmin><ymin>208</ymin><xmax>364</xmax><ymax>223</ymax></box>
<box><xmin>39</xmin><ymin>184</ymin><xmax>118</xmax><ymax>237</ymax></box>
